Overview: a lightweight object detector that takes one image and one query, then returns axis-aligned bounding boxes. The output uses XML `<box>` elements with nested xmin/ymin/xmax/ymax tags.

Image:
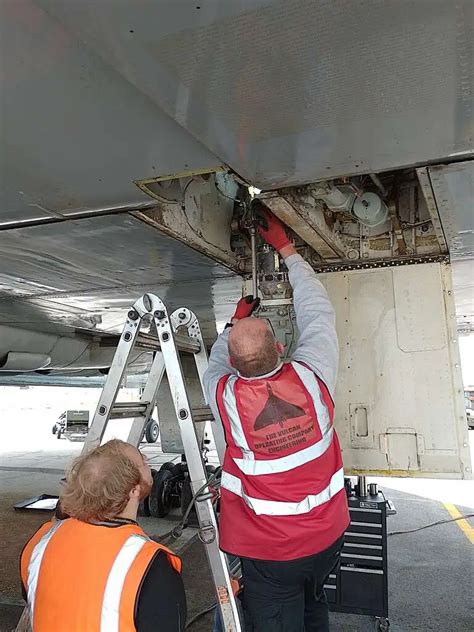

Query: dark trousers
<box><xmin>240</xmin><ymin>535</ymin><xmax>344</xmax><ymax>632</ymax></box>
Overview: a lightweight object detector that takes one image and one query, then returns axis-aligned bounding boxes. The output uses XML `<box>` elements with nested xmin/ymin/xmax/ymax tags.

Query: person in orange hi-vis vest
<box><xmin>204</xmin><ymin>205</ymin><xmax>350</xmax><ymax>632</ymax></box>
<box><xmin>20</xmin><ymin>439</ymin><xmax>186</xmax><ymax>632</ymax></box>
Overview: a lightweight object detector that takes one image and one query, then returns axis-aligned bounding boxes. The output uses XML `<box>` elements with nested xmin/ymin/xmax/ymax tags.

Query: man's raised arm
<box><xmin>203</xmin><ymin>327</ymin><xmax>233</xmax><ymax>410</ymax></box>
<box><xmin>256</xmin><ymin>206</ymin><xmax>339</xmax><ymax>396</ymax></box>
<box><xmin>286</xmin><ymin>253</ymin><xmax>338</xmax><ymax>396</ymax></box>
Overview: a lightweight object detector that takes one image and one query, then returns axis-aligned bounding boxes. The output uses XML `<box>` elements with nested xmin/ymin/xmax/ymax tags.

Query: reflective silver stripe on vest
<box><xmin>234</xmin><ymin>426</ymin><xmax>334</xmax><ymax>475</ymax></box>
<box><xmin>224</xmin><ymin>375</ymin><xmax>254</xmax><ymax>460</ymax></box>
<box><xmin>223</xmin><ymin>361</ymin><xmax>332</xmax><ymax>475</ymax></box>
<box><xmin>221</xmin><ymin>467</ymin><xmax>345</xmax><ymax>516</ymax></box>
<box><xmin>27</xmin><ymin>521</ymin><xmax>64</xmax><ymax>623</ymax></box>
<box><xmin>100</xmin><ymin>535</ymin><xmax>147</xmax><ymax>632</ymax></box>
<box><xmin>291</xmin><ymin>362</ymin><xmax>331</xmax><ymax>435</ymax></box>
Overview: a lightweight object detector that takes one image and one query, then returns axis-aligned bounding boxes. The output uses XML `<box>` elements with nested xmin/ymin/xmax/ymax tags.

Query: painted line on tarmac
<box><xmin>443</xmin><ymin>503</ymin><xmax>474</xmax><ymax>544</ymax></box>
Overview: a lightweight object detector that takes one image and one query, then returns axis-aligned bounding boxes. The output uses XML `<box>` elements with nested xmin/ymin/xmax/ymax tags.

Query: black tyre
<box><xmin>138</xmin><ymin>496</ymin><xmax>151</xmax><ymax>517</ymax></box>
<box><xmin>149</xmin><ymin>468</ymin><xmax>173</xmax><ymax>518</ymax></box>
<box><xmin>139</xmin><ymin>469</ymin><xmax>158</xmax><ymax>516</ymax></box>
<box><xmin>52</xmin><ymin>424</ymin><xmax>58</xmax><ymax>435</ymax></box>
<box><xmin>160</xmin><ymin>462</ymin><xmax>177</xmax><ymax>474</ymax></box>
<box><xmin>57</xmin><ymin>428</ymin><xmax>63</xmax><ymax>440</ymax></box>
<box><xmin>145</xmin><ymin>420</ymin><xmax>159</xmax><ymax>444</ymax></box>
<box><xmin>172</xmin><ymin>462</ymin><xmax>188</xmax><ymax>477</ymax></box>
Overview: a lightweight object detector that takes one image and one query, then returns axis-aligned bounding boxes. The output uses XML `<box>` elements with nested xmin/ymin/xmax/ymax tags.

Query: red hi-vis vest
<box><xmin>20</xmin><ymin>518</ymin><xmax>181</xmax><ymax>632</ymax></box>
<box><xmin>216</xmin><ymin>361</ymin><xmax>350</xmax><ymax>561</ymax></box>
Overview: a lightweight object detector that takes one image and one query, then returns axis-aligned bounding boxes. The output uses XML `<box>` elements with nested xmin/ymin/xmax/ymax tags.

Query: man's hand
<box><xmin>253</xmin><ymin>202</ymin><xmax>292</xmax><ymax>252</ymax></box>
<box><xmin>232</xmin><ymin>295</ymin><xmax>260</xmax><ymax>322</ymax></box>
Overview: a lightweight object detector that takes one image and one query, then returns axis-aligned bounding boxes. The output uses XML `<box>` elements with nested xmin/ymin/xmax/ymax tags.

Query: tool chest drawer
<box><xmin>340</xmin><ymin>567</ymin><xmax>386</xmax><ymax>614</ymax></box>
<box><xmin>328</xmin><ymin>490</ymin><xmax>389</xmax><ymax>619</ymax></box>
<box><xmin>349</xmin><ymin>505</ymin><xmax>383</xmax><ymax>524</ymax></box>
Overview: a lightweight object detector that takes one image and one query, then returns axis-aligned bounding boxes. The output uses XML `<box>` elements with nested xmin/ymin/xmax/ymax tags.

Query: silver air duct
<box><xmin>311</xmin><ymin>183</ymin><xmax>388</xmax><ymax>227</ymax></box>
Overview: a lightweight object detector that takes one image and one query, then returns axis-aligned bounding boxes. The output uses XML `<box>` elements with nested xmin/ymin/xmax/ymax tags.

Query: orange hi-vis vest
<box><xmin>20</xmin><ymin>518</ymin><xmax>181</xmax><ymax>632</ymax></box>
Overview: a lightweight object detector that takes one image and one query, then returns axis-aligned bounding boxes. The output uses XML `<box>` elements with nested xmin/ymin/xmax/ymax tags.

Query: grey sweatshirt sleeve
<box><xmin>286</xmin><ymin>253</ymin><xmax>339</xmax><ymax>396</ymax></box>
<box><xmin>203</xmin><ymin>327</ymin><xmax>234</xmax><ymax>411</ymax></box>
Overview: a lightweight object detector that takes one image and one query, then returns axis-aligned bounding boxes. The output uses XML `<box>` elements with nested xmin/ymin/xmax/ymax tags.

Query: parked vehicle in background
<box><xmin>466</xmin><ymin>408</ymin><xmax>474</xmax><ymax>430</ymax></box>
<box><xmin>52</xmin><ymin>410</ymin><xmax>89</xmax><ymax>440</ymax></box>
<box><xmin>465</xmin><ymin>389</ymin><xmax>474</xmax><ymax>430</ymax></box>
<box><xmin>52</xmin><ymin>410</ymin><xmax>159</xmax><ymax>443</ymax></box>
<box><xmin>467</xmin><ymin>409</ymin><xmax>474</xmax><ymax>430</ymax></box>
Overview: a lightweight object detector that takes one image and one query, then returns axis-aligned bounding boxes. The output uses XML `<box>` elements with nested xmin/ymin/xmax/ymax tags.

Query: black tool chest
<box><xmin>327</xmin><ymin>491</ymin><xmax>388</xmax><ymax>619</ymax></box>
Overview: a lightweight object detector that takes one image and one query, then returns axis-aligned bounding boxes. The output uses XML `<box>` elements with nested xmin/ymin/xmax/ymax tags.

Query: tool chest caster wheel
<box><xmin>375</xmin><ymin>617</ymin><xmax>390</xmax><ymax>631</ymax></box>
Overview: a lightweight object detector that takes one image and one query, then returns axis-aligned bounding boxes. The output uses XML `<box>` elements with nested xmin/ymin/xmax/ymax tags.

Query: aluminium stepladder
<box><xmin>82</xmin><ymin>293</ymin><xmax>242</xmax><ymax>632</ymax></box>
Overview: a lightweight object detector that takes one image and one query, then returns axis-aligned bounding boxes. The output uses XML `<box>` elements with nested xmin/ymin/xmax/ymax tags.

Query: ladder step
<box><xmin>110</xmin><ymin>402</ymin><xmax>149</xmax><ymax>419</ymax></box>
<box><xmin>136</xmin><ymin>332</ymin><xmax>201</xmax><ymax>354</ymax></box>
<box><xmin>191</xmin><ymin>405</ymin><xmax>214</xmax><ymax>423</ymax></box>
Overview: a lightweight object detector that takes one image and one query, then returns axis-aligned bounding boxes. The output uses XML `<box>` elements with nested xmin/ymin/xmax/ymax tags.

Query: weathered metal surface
<box><xmin>0</xmin><ymin>202</ymin><xmax>157</xmax><ymax>232</ymax></box>
<box><xmin>0</xmin><ymin>214</ymin><xmax>240</xmax><ymax>343</ymax></box>
<box><xmin>0</xmin><ymin>0</ymin><xmax>222</xmax><ymax>225</ymax></box>
<box><xmin>132</xmin><ymin>174</ymin><xmax>239</xmax><ymax>271</ymax></box>
<box><xmin>309</xmin><ymin>254</ymin><xmax>450</xmax><ymax>274</ymax></box>
<box><xmin>260</xmin><ymin>175</ymin><xmax>447</xmax><ymax>263</ymax></box>
<box><xmin>417</xmin><ymin>161</ymin><xmax>474</xmax><ymax>333</ymax></box>
<box><xmin>0</xmin><ymin>0</ymin><xmax>472</xmax><ymax>372</ymax></box>
<box><xmin>416</xmin><ymin>168</ymin><xmax>449</xmax><ymax>254</ymax></box>
<box><xmin>36</xmin><ymin>0</ymin><xmax>473</xmax><ymax>189</ymax></box>
<box><xmin>323</xmin><ymin>262</ymin><xmax>471</xmax><ymax>479</ymax></box>
<box><xmin>428</xmin><ymin>161</ymin><xmax>474</xmax><ymax>258</ymax></box>
<box><xmin>452</xmin><ymin>258</ymin><xmax>474</xmax><ymax>334</ymax></box>
<box><xmin>261</xmin><ymin>192</ymin><xmax>348</xmax><ymax>259</ymax></box>
<box><xmin>0</xmin><ymin>373</ymin><xmax>108</xmax><ymax>387</ymax></box>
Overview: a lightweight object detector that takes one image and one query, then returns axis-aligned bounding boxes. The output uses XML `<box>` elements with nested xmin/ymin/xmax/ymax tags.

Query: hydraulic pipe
<box><xmin>250</xmin><ymin>225</ymin><xmax>258</xmax><ymax>299</ymax></box>
<box><xmin>369</xmin><ymin>173</ymin><xmax>388</xmax><ymax>198</ymax></box>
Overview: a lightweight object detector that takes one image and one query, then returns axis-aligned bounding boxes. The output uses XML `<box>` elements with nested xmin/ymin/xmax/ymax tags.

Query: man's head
<box><xmin>60</xmin><ymin>439</ymin><xmax>153</xmax><ymax>522</ymax></box>
<box><xmin>228</xmin><ymin>317</ymin><xmax>284</xmax><ymax>378</ymax></box>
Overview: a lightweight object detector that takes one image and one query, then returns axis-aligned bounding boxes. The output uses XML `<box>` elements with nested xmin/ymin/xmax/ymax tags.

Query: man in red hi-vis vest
<box><xmin>204</xmin><ymin>206</ymin><xmax>349</xmax><ymax>632</ymax></box>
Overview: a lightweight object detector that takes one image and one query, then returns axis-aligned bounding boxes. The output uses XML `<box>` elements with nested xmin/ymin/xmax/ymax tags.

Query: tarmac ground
<box><xmin>0</xmin><ymin>406</ymin><xmax>473</xmax><ymax>632</ymax></box>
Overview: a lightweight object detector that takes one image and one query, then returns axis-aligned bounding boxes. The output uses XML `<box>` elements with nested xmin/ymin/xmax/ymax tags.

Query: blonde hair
<box><xmin>60</xmin><ymin>439</ymin><xmax>141</xmax><ymax>522</ymax></box>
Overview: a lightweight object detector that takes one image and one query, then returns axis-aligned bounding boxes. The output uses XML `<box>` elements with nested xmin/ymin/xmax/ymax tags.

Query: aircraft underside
<box><xmin>0</xmin><ymin>0</ymin><xmax>472</xmax><ymax>374</ymax></box>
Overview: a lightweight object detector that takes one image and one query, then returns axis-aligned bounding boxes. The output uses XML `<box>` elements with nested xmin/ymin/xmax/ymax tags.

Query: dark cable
<box><xmin>151</xmin><ymin>472</ymin><xmax>220</xmax><ymax>544</ymax></box>
<box><xmin>185</xmin><ymin>603</ymin><xmax>217</xmax><ymax>628</ymax></box>
<box><xmin>388</xmin><ymin>513</ymin><xmax>473</xmax><ymax>536</ymax></box>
